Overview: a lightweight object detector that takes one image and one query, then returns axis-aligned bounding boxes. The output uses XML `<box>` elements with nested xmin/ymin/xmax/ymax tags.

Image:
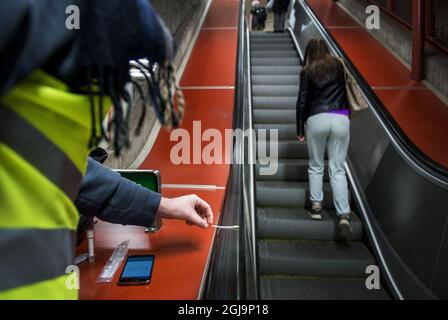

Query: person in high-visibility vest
<box><xmin>0</xmin><ymin>0</ymin><xmax>207</xmax><ymax>300</ymax></box>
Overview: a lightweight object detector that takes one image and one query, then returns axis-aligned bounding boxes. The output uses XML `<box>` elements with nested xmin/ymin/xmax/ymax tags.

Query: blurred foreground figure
<box><xmin>272</xmin><ymin>0</ymin><xmax>290</xmax><ymax>32</ymax></box>
<box><xmin>0</xmin><ymin>0</ymin><xmax>191</xmax><ymax>299</ymax></box>
<box><xmin>251</xmin><ymin>1</ymin><xmax>267</xmax><ymax>31</ymax></box>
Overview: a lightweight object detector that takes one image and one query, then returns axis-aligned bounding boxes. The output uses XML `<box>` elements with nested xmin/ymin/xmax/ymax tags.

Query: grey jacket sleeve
<box><xmin>75</xmin><ymin>158</ymin><xmax>161</xmax><ymax>227</ymax></box>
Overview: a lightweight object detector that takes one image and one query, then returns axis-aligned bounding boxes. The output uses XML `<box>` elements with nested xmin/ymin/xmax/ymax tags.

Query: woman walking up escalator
<box><xmin>296</xmin><ymin>38</ymin><xmax>353</xmax><ymax>237</ymax></box>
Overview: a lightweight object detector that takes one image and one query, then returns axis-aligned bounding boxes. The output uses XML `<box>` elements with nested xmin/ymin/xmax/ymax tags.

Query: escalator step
<box><xmin>254</xmin><ymin>109</ymin><xmax>296</xmax><ymax>124</ymax></box>
<box><xmin>260</xmin><ymin>278</ymin><xmax>389</xmax><ymax>300</ymax></box>
<box><xmin>254</xmin><ymin>124</ymin><xmax>297</xmax><ymax>140</ymax></box>
<box><xmin>256</xmin><ymin>158</ymin><xmax>329</xmax><ymax>181</ymax></box>
<box><xmin>251</xmin><ymin>44</ymin><xmax>296</xmax><ymax>51</ymax></box>
<box><xmin>252</xmin><ymin>57</ymin><xmax>300</xmax><ymax>66</ymax></box>
<box><xmin>258</xmin><ymin>240</ymin><xmax>374</xmax><ymax>277</ymax></box>
<box><xmin>252</xmin><ymin>74</ymin><xmax>300</xmax><ymax>86</ymax></box>
<box><xmin>252</xmin><ymin>66</ymin><xmax>301</xmax><ymax>76</ymax></box>
<box><xmin>251</xmin><ymin>38</ymin><xmax>292</xmax><ymax>45</ymax></box>
<box><xmin>257</xmin><ymin>207</ymin><xmax>363</xmax><ymax>241</ymax></box>
<box><xmin>251</xmin><ymin>32</ymin><xmax>291</xmax><ymax>39</ymax></box>
<box><xmin>252</xmin><ymin>85</ymin><xmax>299</xmax><ymax>97</ymax></box>
<box><xmin>253</xmin><ymin>96</ymin><xmax>297</xmax><ymax>109</ymax></box>
<box><xmin>256</xmin><ymin>181</ymin><xmax>351</xmax><ymax>208</ymax></box>
<box><xmin>274</xmin><ymin>140</ymin><xmax>308</xmax><ymax>159</ymax></box>
<box><xmin>257</xmin><ymin>140</ymin><xmax>308</xmax><ymax>159</ymax></box>
<box><xmin>251</xmin><ymin>50</ymin><xmax>298</xmax><ymax>58</ymax></box>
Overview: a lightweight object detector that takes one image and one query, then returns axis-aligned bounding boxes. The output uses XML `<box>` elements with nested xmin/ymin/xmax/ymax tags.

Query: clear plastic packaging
<box><xmin>96</xmin><ymin>240</ymin><xmax>129</xmax><ymax>283</ymax></box>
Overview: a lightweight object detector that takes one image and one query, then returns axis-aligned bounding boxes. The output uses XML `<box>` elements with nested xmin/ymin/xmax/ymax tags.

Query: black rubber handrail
<box><xmin>302</xmin><ymin>0</ymin><xmax>448</xmax><ymax>188</ymax></box>
<box><xmin>203</xmin><ymin>0</ymin><xmax>257</xmax><ymax>300</ymax></box>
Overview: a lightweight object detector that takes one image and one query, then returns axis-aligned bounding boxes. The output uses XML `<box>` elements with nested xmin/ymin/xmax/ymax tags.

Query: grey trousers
<box><xmin>306</xmin><ymin>113</ymin><xmax>350</xmax><ymax>215</ymax></box>
<box><xmin>274</xmin><ymin>12</ymin><xmax>287</xmax><ymax>32</ymax></box>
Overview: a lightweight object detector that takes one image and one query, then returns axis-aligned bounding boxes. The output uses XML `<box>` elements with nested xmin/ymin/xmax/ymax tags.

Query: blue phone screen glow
<box><xmin>121</xmin><ymin>256</ymin><xmax>154</xmax><ymax>279</ymax></box>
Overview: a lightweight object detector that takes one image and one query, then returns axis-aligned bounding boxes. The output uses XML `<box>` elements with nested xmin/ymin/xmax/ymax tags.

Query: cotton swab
<box><xmin>211</xmin><ymin>224</ymin><xmax>240</xmax><ymax>230</ymax></box>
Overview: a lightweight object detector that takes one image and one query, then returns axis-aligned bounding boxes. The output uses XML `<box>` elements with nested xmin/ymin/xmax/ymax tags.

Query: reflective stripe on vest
<box><xmin>0</xmin><ymin>105</ymin><xmax>82</xmax><ymax>201</ymax></box>
<box><xmin>0</xmin><ymin>229</ymin><xmax>76</xmax><ymax>292</ymax></box>
<box><xmin>0</xmin><ymin>70</ymin><xmax>94</xmax><ymax>299</ymax></box>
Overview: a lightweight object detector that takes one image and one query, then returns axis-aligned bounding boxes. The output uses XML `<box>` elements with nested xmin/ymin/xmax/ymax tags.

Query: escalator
<box><xmin>250</xmin><ymin>32</ymin><xmax>389</xmax><ymax>300</ymax></box>
<box><xmin>205</xmin><ymin>0</ymin><xmax>448</xmax><ymax>301</ymax></box>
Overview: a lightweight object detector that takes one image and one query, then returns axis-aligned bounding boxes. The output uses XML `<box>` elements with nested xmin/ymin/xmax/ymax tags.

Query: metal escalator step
<box><xmin>251</xmin><ymin>57</ymin><xmax>300</xmax><ymax>67</ymax></box>
<box><xmin>251</xmin><ymin>50</ymin><xmax>298</xmax><ymax>58</ymax></box>
<box><xmin>252</xmin><ymin>85</ymin><xmax>299</xmax><ymax>97</ymax></box>
<box><xmin>258</xmin><ymin>240</ymin><xmax>374</xmax><ymax>277</ymax></box>
<box><xmin>250</xmin><ymin>32</ymin><xmax>291</xmax><ymax>39</ymax></box>
<box><xmin>251</xmin><ymin>38</ymin><xmax>292</xmax><ymax>45</ymax></box>
<box><xmin>257</xmin><ymin>140</ymin><xmax>308</xmax><ymax>159</ymax></box>
<box><xmin>253</xmin><ymin>96</ymin><xmax>297</xmax><ymax>109</ymax></box>
<box><xmin>252</xmin><ymin>74</ymin><xmax>300</xmax><ymax>86</ymax></box>
<box><xmin>252</xmin><ymin>66</ymin><xmax>301</xmax><ymax>75</ymax></box>
<box><xmin>254</xmin><ymin>124</ymin><xmax>297</xmax><ymax>140</ymax></box>
<box><xmin>254</xmin><ymin>109</ymin><xmax>296</xmax><ymax>124</ymax></box>
<box><xmin>266</xmin><ymin>140</ymin><xmax>308</xmax><ymax>159</ymax></box>
<box><xmin>256</xmin><ymin>181</ymin><xmax>350</xmax><ymax>208</ymax></box>
<box><xmin>256</xmin><ymin>140</ymin><xmax>326</xmax><ymax>160</ymax></box>
<box><xmin>257</xmin><ymin>207</ymin><xmax>363</xmax><ymax>241</ymax></box>
<box><xmin>256</xmin><ymin>159</ymin><xmax>329</xmax><ymax>181</ymax></box>
<box><xmin>251</xmin><ymin>44</ymin><xmax>296</xmax><ymax>51</ymax></box>
<box><xmin>260</xmin><ymin>278</ymin><xmax>389</xmax><ymax>300</ymax></box>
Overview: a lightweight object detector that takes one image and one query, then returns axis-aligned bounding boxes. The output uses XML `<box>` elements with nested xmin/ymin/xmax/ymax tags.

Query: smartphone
<box><xmin>118</xmin><ymin>255</ymin><xmax>155</xmax><ymax>286</ymax></box>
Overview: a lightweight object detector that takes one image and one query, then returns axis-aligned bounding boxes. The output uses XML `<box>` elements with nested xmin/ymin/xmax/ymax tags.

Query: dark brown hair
<box><xmin>303</xmin><ymin>37</ymin><xmax>341</xmax><ymax>80</ymax></box>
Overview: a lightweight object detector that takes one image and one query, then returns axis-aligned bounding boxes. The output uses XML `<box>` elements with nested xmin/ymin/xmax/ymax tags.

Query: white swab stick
<box><xmin>211</xmin><ymin>225</ymin><xmax>240</xmax><ymax>230</ymax></box>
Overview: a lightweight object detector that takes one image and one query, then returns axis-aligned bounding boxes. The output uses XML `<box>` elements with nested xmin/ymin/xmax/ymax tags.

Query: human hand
<box><xmin>156</xmin><ymin>195</ymin><xmax>214</xmax><ymax>229</ymax></box>
<box><xmin>297</xmin><ymin>136</ymin><xmax>306</xmax><ymax>142</ymax></box>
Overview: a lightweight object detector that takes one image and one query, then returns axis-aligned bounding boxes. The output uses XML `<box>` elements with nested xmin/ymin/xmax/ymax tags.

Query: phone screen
<box><xmin>118</xmin><ymin>255</ymin><xmax>154</xmax><ymax>285</ymax></box>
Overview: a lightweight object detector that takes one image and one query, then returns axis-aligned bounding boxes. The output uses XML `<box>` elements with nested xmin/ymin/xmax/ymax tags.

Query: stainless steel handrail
<box><xmin>246</xmin><ymin>19</ymin><xmax>259</xmax><ymax>301</ymax></box>
<box><xmin>287</xmin><ymin>26</ymin><xmax>304</xmax><ymax>61</ymax></box>
<box><xmin>241</xmin><ymin>0</ymin><xmax>259</xmax><ymax>299</ymax></box>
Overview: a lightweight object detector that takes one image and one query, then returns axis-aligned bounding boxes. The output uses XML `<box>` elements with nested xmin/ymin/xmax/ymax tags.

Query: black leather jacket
<box><xmin>296</xmin><ymin>60</ymin><xmax>348</xmax><ymax>137</ymax></box>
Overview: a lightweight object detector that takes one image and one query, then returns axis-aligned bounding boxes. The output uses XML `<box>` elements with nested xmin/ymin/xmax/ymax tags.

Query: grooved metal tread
<box><xmin>252</xmin><ymin>66</ymin><xmax>301</xmax><ymax>76</ymax></box>
<box><xmin>252</xmin><ymin>74</ymin><xmax>300</xmax><ymax>86</ymax></box>
<box><xmin>260</xmin><ymin>278</ymin><xmax>389</xmax><ymax>300</ymax></box>
<box><xmin>252</xmin><ymin>57</ymin><xmax>301</xmax><ymax>67</ymax></box>
<box><xmin>253</xmin><ymin>109</ymin><xmax>297</xmax><ymax>124</ymax></box>
<box><xmin>254</xmin><ymin>123</ymin><xmax>298</xmax><ymax>140</ymax></box>
<box><xmin>251</xmin><ymin>50</ymin><xmax>298</xmax><ymax>58</ymax></box>
<box><xmin>251</xmin><ymin>32</ymin><xmax>291</xmax><ymax>38</ymax></box>
<box><xmin>256</xmin><ymin>181</ymin><xmax>348</xmax><ymax>209</ymax></box>
<box><xmin>252</xmin><ymin>85</ymin><xmax>299</xmax><ymax>97</ymax></box>
<box><xmin>253</xmin><ymin>96</ymin><xmax>298</xmax><ymax>109</ymax></box>
<box><xmin>256</xmin><ymin>158</ymin><xmax>330</xmax><ymax>182</ymax></box>
<box><xmin>257</xmin><ymin>207</ymin><xmax>363</xmax><ymax>241</ymax></box>
<box><xmin>252</xmin><ymin>44</ymin><xmax>296</xmax><ymax>51</ymax></box>
<box><xmin>259</xmin><ymin>240</ymin><xmax>375</xmax><ymax>277</ymax></box>
<box><xmin>251</xmin><ymin>38</ymin><xmax>293</xmax><ymax>44</ymax></box>
<box><xmin>257</xmin><ymin>140</ymin><xmax>309</xmax><ymax>159</ymax></box>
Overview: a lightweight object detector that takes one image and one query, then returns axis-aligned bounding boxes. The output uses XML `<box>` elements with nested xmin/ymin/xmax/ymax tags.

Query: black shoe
<box><xmin>307</xmin><ymin>202</ymin><xmax>322</xmax><ymax>220</ymax></box>
<box><xmin>339</xmin><ymin>214</ymin><xmax>353</xmax><ymax>239</ymax></box>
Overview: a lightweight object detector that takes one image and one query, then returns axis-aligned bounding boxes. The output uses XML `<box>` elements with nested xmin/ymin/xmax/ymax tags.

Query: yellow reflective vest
<box><xmin>0</xmin><ymin>70</ymin><xmax>110</xmax><ymax>300</ymax></box>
